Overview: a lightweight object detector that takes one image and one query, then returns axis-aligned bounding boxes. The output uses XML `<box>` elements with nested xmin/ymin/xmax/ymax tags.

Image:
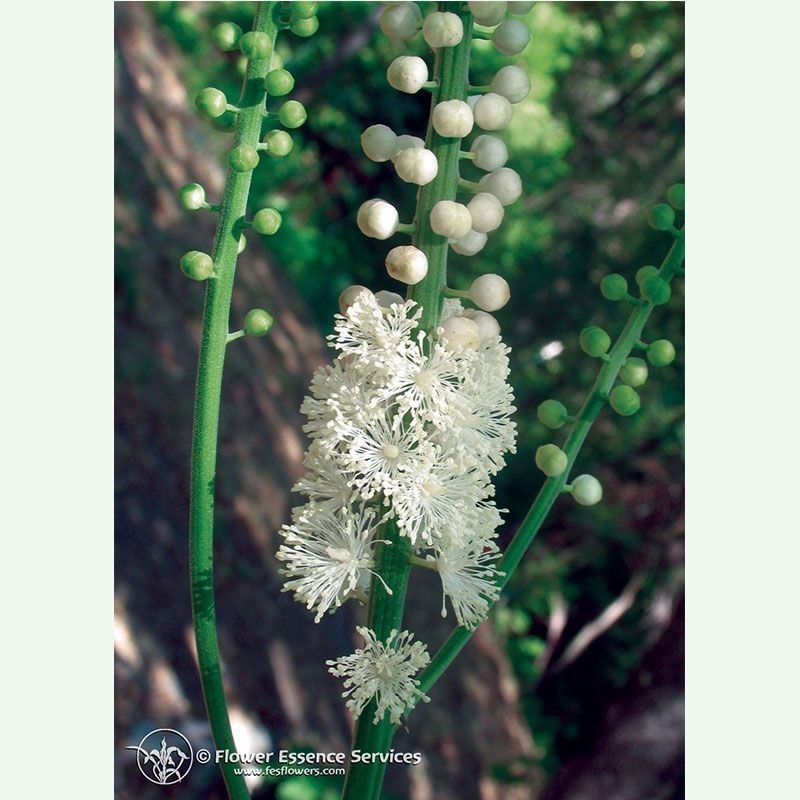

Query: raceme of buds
<box><xmin>430</xmin><ymin>200</ymin><xmax>473</xmax><ymax>239</ymax></box>
<box><xmin>473</xmin><ymin>93</ymin><xmax>514</xmax><ymax>131</ymax></box>
<box><xmin>422</xmin><ymin>11</ymin><xmax>464</xmax><ymax>48</ymax></box>
<box><xmin>467</xmin><ymin>192</ymin><xmax>505</xmax><ymax>233</ymax></box>
<box><xmin>395</xmin><ymin>147</ymin><xmax>439</xmax><ymax>185</ymax></box>
<box><xmin>451</xmin><ymin>229</ymin><xmax>488</xmax><ymax>256</ymax></box>
<box><xmin>491</xmin><ymin>65</ymin><xmax>531</xmax><ymax>103</ymax></box>
<box><xmin>468</xmin><ymin>1</ymin><xmax>507</xmax><ymax>26</ymax></box>
<box><xmin>358</xmin><ymin>199</ymin><xmax>400</xmax><ymax>240</ymax></box>
<box><xmin>478</xmin><ymin>168</ymin><xmax>523</xmax><ymax>206</ymax></box>
<box><xmin>470</xmin><ymin>135</ymin><xmax>508</xmax><ymax>171</ymax></box>
<box><xmin>361</xmin><ymin>124</ymin><xmax>398</xmax><ymax>162</ymax></box>
<box><xmin>432</xmin><ymin>100</ymin><xmax>475</xmax><ymax>138</ymax></box>
<box><xmin>387</xmin><ymin>56</ymin><xmax>429</xmax><ymax>94</ymax></box>
<box><xmin>385</xmin><ymin>245</ymin><xmax>429</xmax><ymax>285</ymax></box>
<box><xmin>493</xmin><ymin>18</ymin><xmax>531</xmax><ymax>55</ymax></box>
<box><xmin>469</xmin><ymin>274</ymin><xmax>511</xmax><ymax>312</ymax></box>
<box><xmin>379</xmin><ymin>2</ymin><xmax>422</xmax><ymax>40</ymax></box>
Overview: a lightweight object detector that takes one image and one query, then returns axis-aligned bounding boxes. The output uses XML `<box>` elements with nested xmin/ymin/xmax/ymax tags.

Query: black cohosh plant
<box><xmin>175</xmin><ymin>3</ymin><xmax>684</xmax><ymax>800</ymax></box>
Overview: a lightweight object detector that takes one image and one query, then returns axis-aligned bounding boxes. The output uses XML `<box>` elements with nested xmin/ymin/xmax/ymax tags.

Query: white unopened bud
<box><xmin>361</xmin><ymin>124</ymin><xmax>398</xmax><ymax>162</ymax></box>
<box><xmin>464</xmin><ymin>308</ymin><xmax>501</xmax><ymax>341</ymax></box>
<box><xmin>440</xmin><ymin>316</ymin><xmax>481</xmax><ymax>352</ymax></box>
<box><xmin>468</xmin><ymin>1</ymin><xmax>507</xmax><ymax>26</ymax></box>
<box><xmin>422</xmin><ymin>11</ymin><xmax>464</xmax><ymax>48</ymax></box>
<box><xmin>387</xmin><ymin>56</ymin><xmax>429</xmax><ymax>94</ymax></box>
<box><xmin>469</xmin><ymin>273</ymin><xmax>510</xmax><ymax>311</ymax></box>
<box><xmin>390</xmin><ymin>135</ymin><xmax>425</xmax><ymax>163</ymax></box>
<box><xmin>571</xmin><ymin>474</ymin><xmax>603</xmax><ymax>506</ymax></box>
<box><xmin>394</xmin><ymin>147</ymin><xmax>438</xmax><ymax>185</ymax></box>
<box><xmin>432</xmin><ymin>100</ymin><xmax>474</xmax><ymax>138</ymax></box>
<box><xmin>451</xmin><ymin>229</ymin><xmax>488</xmax><ymax>256</ymax></box>
<box><xmin>508</xmin><ymin>1</ymin><xmax>536</xmax><ymax>14</ymax></box>
<box><xmin>466</xmin><ymin>94</ymin><xmax>480</xmax><ymax>111</ymax></box>
<box><xmin>385</xmin><ymin>245</ymin><xmax>428</xmax><ymax>285</ymax></box>
<box><xmin>357</xmin><ymin>199</ymin><xmax>399</xmax><ymax>240</ymax></box>
<box><xmin>379</xmin><ymin>2</ymin><xmax>422</xmax><ymax>40</ymax></box>
<box><xmin>474</xmin><ymin>92</ymin><xmax>514</xmax><ymax>130</ymax></box>
<box><xmin>478</xmin><ymin>167</ymin><xmax>522</xmax><ymax>206</ymax></box>
<box><xmin>467</xmin><ymin>192</ymin><xmax>505</xmax><ymax>233</ymax></box>
<box><xmin>491</xmin><ymin>65</ymin><xmax>531</xmax><ymax>103</ymax></box>
<box><xmin>430</xmin><ymin>200</ymin><xmax>472</xmax><ymax>239</ymax></box>
<box><xmin>471</xmin><ymin>134</ymin><xmax>509</xmax><ymax>171</ymax></box>
<box><xmin>375</xmin><ymin>289</ymin><xmax>405</xmax><ymax>308</ymax></box>
<box><xmin>339</xmin><ymin>285</ymin><xmax>373</xmax><ymax>315</ymax></box>
<box><xmin>493</xmin><ymin>18</ymin><xmax>531</xmax><ymax>55</ymax></box>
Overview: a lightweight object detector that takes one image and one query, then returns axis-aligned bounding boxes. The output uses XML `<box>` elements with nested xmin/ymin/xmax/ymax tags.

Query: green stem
<box><xmin>414</xmin><ymin>231</ymin><xmax>685</xmax><ymax>700</ymax></box>
<box><xmin>189</xmin><ymin>4</ymin><xmax>277</xmax><ymax>799</ymax></box>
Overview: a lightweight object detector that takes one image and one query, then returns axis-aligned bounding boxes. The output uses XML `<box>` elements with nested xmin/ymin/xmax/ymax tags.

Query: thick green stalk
<box><xmin>341</xmin><ymin>7</ymin><xmax>475</xmax><ymax>800</ymax></box>
<box><xmin>415</xmin><ymin>231</ymin><xmax>686</xmax><ymax>698</ymax></box>
<box><xmin>189</xmin><ymin>4</ymin><xmax>277</xmax><ymax>799</ymax></box>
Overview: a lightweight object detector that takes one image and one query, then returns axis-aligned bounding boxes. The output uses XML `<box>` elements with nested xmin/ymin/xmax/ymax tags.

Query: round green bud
<box><xmin>252</xmin><ymin>208</ymin><xmax>282</xmax><ymax>235</ymax></box>
<box><xmin>177</xmin><ymin>182</ymin><xmax>206</xmax><ymax>211</ymax></box>
<box><xmin>635</xmin><ymin>265</ymin><xmax>659</xmax><ymax>287</ymax></box>
<box><xmin>667</xmin><ymin>183</ymin><xmax>685</xmax><ymax>210</ymax></box>
<box><xmin>229</xmin><ymin>145</ymin><xmax>259</xmax><ymax>172</ymax></box>
<box><xmin>537</xmin><ymin>399</ymin><xmax>568</xmax><ymax>430</ymax></box>
<box><xmin>649</xmin><ymin>203</ymin><xmax>675</xmax><ymax>231</ymax></box>
<box><xmin>265</xmin><ymin>68</ymin><xmax>295</xmax><ymax>97</ymax></box>
<box><xmin>263</xmin><ymin>129</ymin><xmax>293</xmax><ymax>157</ymax></box>
<box><xmin>196</xmin><ymin>87</ymin><xmax>227</xmax><ymax>118</ymax></box>
<box><xmin>293</xmin><ymin>2</ymin><xmax>319</xmax><ymax>18</ymax></box>
<box><xmin>619</xmin><ymin>357</ymin><xmax>649</xmax><ymax>387</ymax></box>
<box><xmin>609</xmin><ymin>385</ymin><xmax>641</xmax><ymax>416</ymax></box>
<box><xmin>647</xmin><ymin>339</ymin><xmax>676</xmax><ymax>367</ymax></box>
<box><xmin>600</xmin><ymin>273</ymin><xmax>628</xmax><ymax>301</ymax></box>
<box><xmin>571</xmin><ymin>474</ymin><xmax>603</xmax><ymax>506</ymax></box>
<box><xmin>180</xmin><ymin>250</ymin><xmax>213</xmax><ymax>281</ymax></box>
<box><xmin>580</xmin><ymin>326</ymin><xmax>611</xmax><ymax>358</ymax></box>
<box><xmin>243</xmin><ymin>308</ymin><xmax>273</xmax><ymax>337</ymax></box>
<box><xmin>238</xmin><ymin>233</ymin><xmax>247</xmax><ymax>254</ymax></box>
<box><xmin>535</xmin><ymin>444</ymin><xmax>568</xmax><ymax>477</ymax></box>
<box><xmin>211</xmin><ymin>21</ymin><xmax>243</xmax><ymax>51</ymax></box>
<box><xmin>640</xmin><ymin>275</ymin><xmax>672</xmax><ymax>305</ymax></box>
<box><xmin>239</xmin><ymin>31</ymin><xmax>271</xmax><ymax>59</ymax></box>
<box><xmin>291</xmin><ymin>15</ymin><xmax>319</xmax><ymax>37</ymax></box>
<box><xmin>278</xmin><ymin>100</ymin><xmax>307</xmax><ymax>129</ymax></box>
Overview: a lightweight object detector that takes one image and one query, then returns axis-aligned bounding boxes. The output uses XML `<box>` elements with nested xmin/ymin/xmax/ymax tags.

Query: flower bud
<box><xmin>609</xmin><ymin>385</ymin><xmax>641</xmax><ymax>416</ymax></box>
<box><xmin>339</xmin><ymin>285</ymin><xmax>373</xmax><ymax>315</ymax></box>
<box><xmin>244</xmin><ymin>308</ymin><xmax>273</xmax><ymax>337</ymax></box>
<box><xmin>278</xmin><ymin>100</ymin><xmax>307</xmax><ymax>128</ymax></box>
<box><xmin>508</xmin><ymin>1</ymin><xmax>536</xmax><ymax>13</ymax></box>
<box><xmin>395</xmin><ymin>147</ymin><xmax>438</xmax><ymax>185</ymax></box>
<box><xmin>468</xmin><ymin>1</ymin><xmax>507</xmax><ymax>26</ymax></box>
<box><xmin>375</xmin><ymin>290</ymin><xmax>405</xmax><ymax>308</ymax></box>
<box><xmin>647</xmin><ymin>339</ymin><xmax>676</xmax><ymax>367</ymax></box>
<box><xmin>239</xmin><ymin>31</ymin><xmax>271</xmax><ymax>59</ymax></box>
<box><xmin>212</xmin><ymin>22</ymin><xmax>243</xmax><ymax>52</ymax></box>
<box><xmin>379</xmin><ymin>2</ymin><xmax>422</xmax><ymax>40</ymax></box>
<box><xmin>358</xmin><ymin>199</ymin><xmax>400</xmax><ymax>240</ymax></box>
<box><xmin>478</xmin><ymin>167</ymin><xmax>522</xmax><ymax>206</ymax></box>
<box><xmin>229</xmin><ymin>144</ymin><xmax>259</xmax><ymax>172</ymax></box>
<box><xmin>640</xmin><ymin>275</ymin><xmax>672</xmax><ymax>305</ymax></box>
<box><xmin>579</xmin><ymin>326</ymin><xmax>611</xmax><ymax>357</ymax></box>
<box><xmin>440</xmin><ymin>316</ymin><xmax>481</xmax><ymax>352</ymax></box>
<box><xmin>635</xmin><ymin>265</ymin><xmax>659</xmax><ymax>286</ymax></box>
<box><xmin>491</xmin><ymin>65</ymin><xmax>531</xmax><ymax>103</ymax></box>
<box><xmin>468</xmin><ymin>192</ymin><xmax>505</xmax><ymax>233</ymax></box>
<box><xmin>422</xmin><ymin>11</ymin><xmax>464</xmax><ymax>48</ymax></box>
<box><xmin>293</xmin><ymin>1</ymin><xmax>319</xmax><ymax>18</ymax></box>
<box><xmin>537</xmin><ymin>399</ymin><xmax>568</xmax><ymax>429</ymax></box>
<box><xmin>430</xmin><ymin>201</ymin><xmax>472</xmax><ymax>238</ymax></box>
<box><xmin>263</xmin><ymin>129</ymin><xmax>293</xmax><ymax>157</ymax></box>
<box><xmin>177</xmin><ymin>183</ymin><xmax>206</xmax><ymax>211</ymax></box>
<box><xmin>464</xmin><ymin>309</ymin><xmax>501</xmax><ymax>341</ymax></box>
<box><xmin>180</xmin><ymin>250</ymin><xmax>214</xmax><ymax>281</ymax></box>
<box><xmin>391</xmin><ymin>135</ymin><xmax>425</xmax><ymax>162</ymax></box>
<box><xmin>649</xmin><ymin>203</ymin><xmax>675</xmax><ymax>231</ymax></box>
<box><xmin>571</xmin><ymin>475</ymin><xmax>603</xmax><ymax>506</ymax></box>
<box><xmin>619</xmin><ymin>357</ymin><xmax>648</xmax><ymax>387</ymax></box>
<box><xmin>469</xmin><ymin>273</ymin><xmax>510</xmax><ymax>311</ymax></box>
<box><xmin>600</xmin><ymin>273</ymin><xmax>628</xmax><ymax>301</ymax></box>
<box><xmin>252</xmin><ymin>208</ymin><xmax>282</xmax><ymax>235</ymax></box>
<box><xmin>471</xmin><ymin>135</ymin><xmax>509</xmax><ymax>171</ymax></box>
<box><xmin>493</xmin><ymin>18</ymin><xmax>531</xmax><ymax>55</ymax></box>
<box><xmin>474</xmin><ymin>93</ymin><xmax>514</xmax><ymax>130</ymax></box>
<box><xmin>667</xmin><ymin>183</ymin><xmax>685</xmax><ymax>210</ymax></box>
<box><xmin>387</xmin><ymin>56</ymin><xmax>429</xmax><ymax>94</ymax></box>
<box><xmin>451</xmin><ymin>229</ymin><xmax>488</xmax><ymax>256</ymax></box>
<box><xmin>265</xmin><ymin>68</ymin><xmax>295</xmax><ymax>96</ymax></box>
<box><xmin>361</xmin><ymin>124</ymin><xmax>398</xmax><ymax>163</ymax></box>
<box><xmin>432</xmin><ymin>100</ymin><xmax>474</xmax><ymax>138</ymax></box>
<box><xmin>291</xmin><ymin>16</ymin><xmax>319</xmax><ymax>37</ymax></box>
<box><xmin>196</xmin><ymin>87</ymin><xmax>227</xmax><ymax>118</ymax></box>
<box><xmin>385</xmin><ymin>245</ymin><xmax>428</xmax><ymax>285</ymax></box>
<box><xmin>536</xmin><ymin>444</ymin><xmax>568</xmax><ymax>477</ymax></box>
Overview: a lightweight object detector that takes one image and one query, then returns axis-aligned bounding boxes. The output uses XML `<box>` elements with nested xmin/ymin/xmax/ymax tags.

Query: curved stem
<box><xmin>189</xmin><ymin>4</ymin><xmax>277</xmax><ymax>799</ymax></box>
<box><xmin>415</xmin><ymin>231</ymin><xmax>686</xmax><ymax>700</ymax></box>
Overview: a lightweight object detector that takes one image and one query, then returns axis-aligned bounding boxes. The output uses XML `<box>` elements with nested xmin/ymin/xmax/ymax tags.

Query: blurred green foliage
<box><xmin>155</xmin><ymin>0</ymin><xmax>683</xmax><ymax>786</ymax></box>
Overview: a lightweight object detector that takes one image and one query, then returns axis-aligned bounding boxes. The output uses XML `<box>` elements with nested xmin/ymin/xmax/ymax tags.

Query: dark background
<box><xmin>115</xmin><ymin>2</ymin><xmax>684</xmax><ymax>798</ymax></box>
